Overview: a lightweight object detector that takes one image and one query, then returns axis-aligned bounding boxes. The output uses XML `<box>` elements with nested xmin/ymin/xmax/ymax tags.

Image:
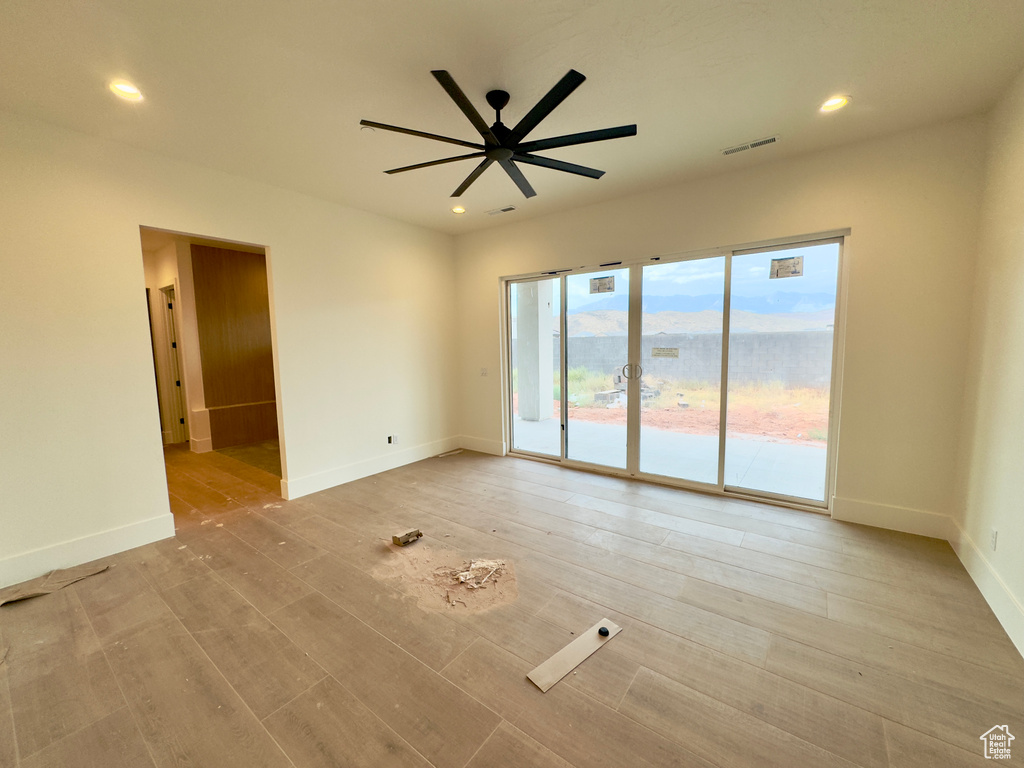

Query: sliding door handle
<box><xmin>621</xmin><ymin>363</ymin><xmax>644</xmax><ymax>379</ymax></box>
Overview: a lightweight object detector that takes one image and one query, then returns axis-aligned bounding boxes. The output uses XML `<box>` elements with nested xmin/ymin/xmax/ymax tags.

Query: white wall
<box><xmin>455</xmin><ymin>116</ymin><xmax>987</xmax><ymax>535</ymax></box>
<box><xmin>954</xmin><ymin>67</ymin><xmax>1024</xmax><ymax>656</ymax></box>
<box><xmin>0</xmin><ymin>109</ymin><xmax>458</xmax><ymax>587</ymax></box>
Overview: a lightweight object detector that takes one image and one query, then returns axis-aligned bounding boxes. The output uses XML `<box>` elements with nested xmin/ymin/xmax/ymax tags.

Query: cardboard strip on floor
<box><xmin>0</xmin><ymin>563</ymin><xmax>108</xmax><ymax>607</ymax></box>
<box><xmin>527</xmin><ymin>618</ymin><xmax>622</xmax><ymax>692</ymax></box>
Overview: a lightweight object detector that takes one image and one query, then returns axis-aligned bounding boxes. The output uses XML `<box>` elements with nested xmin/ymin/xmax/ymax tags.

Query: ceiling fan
<box><xmin>360</xmin><ymin>69</ymin><xmax>637</xmax><ymax>199</ymax></box>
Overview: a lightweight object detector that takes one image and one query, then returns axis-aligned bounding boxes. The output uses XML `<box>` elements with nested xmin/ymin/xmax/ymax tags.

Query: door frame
<box><xmin>502</xmin><ymin>273</ymin><xmax>568</xmax><ymax>462</ymax></box>
<box><xmin>501</xmin><ymin>229</ymin><xmax>850</xmax><ymax>514</ymax></box>
<box><xmin>160</xmin><ymin>285</ymin><xmax>190</xmax><ymax>444</ymax></box>
<box><xmin>720</xmin><ymin>236</ymin><xmax>845</xmax><ymax>507</ymax></box>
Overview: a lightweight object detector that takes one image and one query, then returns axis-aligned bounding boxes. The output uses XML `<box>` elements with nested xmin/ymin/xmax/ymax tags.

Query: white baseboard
<box><xmin>281</xmin><ymin>436</ymin><xmax>461</xmax><ymax>500</ymax></box>
<box><xmin>190</xmin><ymin>436</ymin><xmax>213</xmax><ymax>453</ymax></box>
<box><xmin>0</xmin><ymin>513</ymin><xmax>176</xmax><ymax>589</ymax></box>
<box><xmin>831</xmin><ymin>496</ymin><xmax>954</xmax><ymax>540</ymax></box>
<box><xmin>457</xmin><ymin>435</ymin><xmax>505</xmax><ymax>456</ymax></box>
<box><xmin>949</xmin><ymin>521</ymin><xmax>1024</xmax><ymax>659</ymax></box>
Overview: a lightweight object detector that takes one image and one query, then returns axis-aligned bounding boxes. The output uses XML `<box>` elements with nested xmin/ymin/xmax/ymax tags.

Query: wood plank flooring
<box><xmin>0</xmin><ymin>445</ymin><xmax>1021</xmax><ymax>767</ymax></box>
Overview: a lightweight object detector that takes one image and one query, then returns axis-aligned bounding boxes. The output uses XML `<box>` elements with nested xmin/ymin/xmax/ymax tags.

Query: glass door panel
<box><xmin>639</xmin><ymin>258</ymin><xmax>725</xmax><ymax>484</ymax></box>
<box><xmin>509</xmin><ymin>278</ymin><xmax>561</xmax><ymax>456</ymax></box>
<box><xmin>565</xmin><ymin>268</ymin><xmax>630</xmax><ymax>468</ymax></box>
<box><xmin>723</xmin><ymin>242</ymin><xmax>840</xmax><ymax>501</ymax></box>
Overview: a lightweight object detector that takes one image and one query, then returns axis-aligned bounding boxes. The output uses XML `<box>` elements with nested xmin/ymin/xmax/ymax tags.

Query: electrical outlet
<box><xmin>991</xmin><ymin>528</ymin><xmax>998</xmax><ymax>552</ymax></box>
<box><xmin>387</xmin><ymin>434</ymin><xmax>396</xmax><ymax>445</ymax></box>
<box><xmin>480</xmin><ymin>367</ymin><xmax>488</xmax><ymax>377</ymax></box>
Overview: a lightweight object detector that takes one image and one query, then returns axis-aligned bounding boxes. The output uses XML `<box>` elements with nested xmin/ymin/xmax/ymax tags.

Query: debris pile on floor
<box><xmin>453</xmin><ymin>559</ymin><xmax>504</xmax><ymax>587</ymax></box>
<box><xmin>371</xmin><ymin>540</ymin><xmax>517</xmax><ymax>612</ymax></box>
<box><xmin>446</xmin><ymin>558</ymin><xmax>503</xmax><ymax>587</ymax></box>
<box><xmin>436</xmin><ymin>558</ymin><xmax>511</xmax><ymax>608</ymax></box>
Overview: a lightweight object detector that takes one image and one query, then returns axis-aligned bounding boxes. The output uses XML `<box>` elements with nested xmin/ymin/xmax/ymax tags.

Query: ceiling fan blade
<box><xmin>499</xmin><ymin>159</ymin><xmax>537</xmax><ymax>198</ymax></box>
<box><xmin>360</xmin><ymin>120</ymin><xmax>485</xmax><ymax>150</ymax></box>
<box><xmin>513</xmin><ymin>153</ymin><xmax>605</xmax><ymax>179</ymax></box>
<box><xmin>518</xmin><ymin>124</ymin><xmax>637</xmax><ymax>153</ymax></box>
<box><xmin>507</xmin><ymin>69</ymin><xmax>587</xmax><ymax>145</ymax></box>
<box><xmin>452</xmin><ymin>157</ymin><xmax>495</xmax><ymax>197</ymax></box>
<box><xmin>431</xmin><ymin>71</ymin><xmax>500</xmax><ymax>146</ymax></box>
<box><xmin>384</xmin><ymin>152</ymin><xmax>486</xmax><ymax>174</ymax></box>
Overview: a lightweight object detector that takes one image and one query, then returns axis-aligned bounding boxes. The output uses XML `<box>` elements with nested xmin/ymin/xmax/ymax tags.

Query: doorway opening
<box><xmin>140</xmin><ymin>227</ymin><xmax>284</xmax><ymax>505</ymax></box>
<box><xmin>507</xmin><ymin>235</ymin><xmax>844</xmax><ymax>509</ymax></box>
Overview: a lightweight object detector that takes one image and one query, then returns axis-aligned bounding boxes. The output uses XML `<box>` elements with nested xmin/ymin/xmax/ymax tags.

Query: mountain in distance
<box><xmin>571</xmin><ymin>292</ymin><xmax>836</xmax><ymax>315</ymax></box>
<box><xmin>563</xmin><ymin>308</ymin><xmax>835</xmax><ymax>336</ymax></box>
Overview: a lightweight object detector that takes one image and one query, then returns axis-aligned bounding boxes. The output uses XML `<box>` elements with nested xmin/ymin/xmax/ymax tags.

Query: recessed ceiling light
<box><xmin>820</xmin><ymin>95</ymin><xmax>849</xmax><ymax>112</ymax></box>
<box><xmin>451</xmin><ymin>206</ymin><xmax>466</xmax><ymax>214</ymax></box>
<box><xmin>109</xmin><ymin>80</ymin><xmax>143</xmax><ymax>101</ymax></box>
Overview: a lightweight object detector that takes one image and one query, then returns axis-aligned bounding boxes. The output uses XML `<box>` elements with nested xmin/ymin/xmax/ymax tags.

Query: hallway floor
<box><xmin>215</xmin><ymin>438</ymin><xmax>282</xmax><ymax>477</ymax></box>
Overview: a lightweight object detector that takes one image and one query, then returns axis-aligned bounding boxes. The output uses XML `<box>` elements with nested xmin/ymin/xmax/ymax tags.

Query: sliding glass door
<box><xmin>506</xmin><ymin>237</ymin><xmax>842</xmax><ymax>506</ymax></box>
<box><xmin>509</xmin><ymin>278</ymin><xmax>560</xmax><ymax>457</ymax></box>
<box><xmin>723</xmin><ymin>242</ymin><xmax>840</xmax><ymax>501</ymax></box>
<box><xmin>564</xmin><ymin>268</ymin><xmax>630</xmax><ymax>469</ymax></box>
<box><xmin>638</xmin><ymin>258</ymin><xmax>725</xmax><ymax>485</ymax></box>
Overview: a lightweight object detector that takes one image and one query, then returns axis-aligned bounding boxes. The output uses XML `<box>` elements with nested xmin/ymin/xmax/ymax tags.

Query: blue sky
<box><xmin>513</xmin><ymin>242</ymin><xmax>840</xmax><ymax>316</ymax></box>
<box><xmin>565</xmin><ymin>243</ymin><xmax>839</xmax><ymax>309</ymax></box>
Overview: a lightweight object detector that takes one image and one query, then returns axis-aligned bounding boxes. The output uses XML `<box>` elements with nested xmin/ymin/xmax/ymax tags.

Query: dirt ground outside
<box><xmin>514</xmin><ymin>388</ymin><xmax>829</xmax><ymax>447</ymax></box>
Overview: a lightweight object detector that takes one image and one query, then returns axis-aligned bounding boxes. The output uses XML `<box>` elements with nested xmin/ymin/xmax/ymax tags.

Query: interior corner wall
<box><xmin>0</xmin><ymin>109</ymin><xmax>458</xmax><ymax>588</ymax></box>
<box><xmin>953</xmin><ymin>66</ymin><xmax>1024</xmax><ymax>657</ymax></box>
<box><xmin>454</xmin><ymin>116</ymin><xmax>987</xmax><ymax>535</ymax></box>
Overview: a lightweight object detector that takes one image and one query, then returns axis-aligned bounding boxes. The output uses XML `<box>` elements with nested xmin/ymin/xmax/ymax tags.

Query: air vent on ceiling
<box><xmin>487</xmin><ymin>205</ymin><xmax>518</xmax><ymax>216</ymax></box>
<box><xmin>721</xmin><ymin>135</ymin><xmax>778</xmax><ymax>156</ymax></box>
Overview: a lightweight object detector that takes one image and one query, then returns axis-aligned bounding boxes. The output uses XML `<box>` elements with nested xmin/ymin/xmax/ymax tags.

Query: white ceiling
<box><xmin>3</xmin><ymin>1</ymin><xmax>1023</xmax><ymax>235</ymax></box>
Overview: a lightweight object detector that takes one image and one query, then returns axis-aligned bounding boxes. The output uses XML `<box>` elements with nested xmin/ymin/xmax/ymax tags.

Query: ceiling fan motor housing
<box><xmin>485</xmin><ymin>89</ymin><xmax>511</xmax><ymax>115</ymax></box>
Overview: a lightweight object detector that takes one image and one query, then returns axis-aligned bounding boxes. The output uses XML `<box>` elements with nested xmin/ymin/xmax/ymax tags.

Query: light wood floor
<box><xmin>1</xmin><ymin>447</ymin><xmax>1021</xmax><ymax>767</ymax></box>
<box><xmin>216</xmin><ymin>438</ymin><xmax>282</xmax><ymax>477</ymax></box>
